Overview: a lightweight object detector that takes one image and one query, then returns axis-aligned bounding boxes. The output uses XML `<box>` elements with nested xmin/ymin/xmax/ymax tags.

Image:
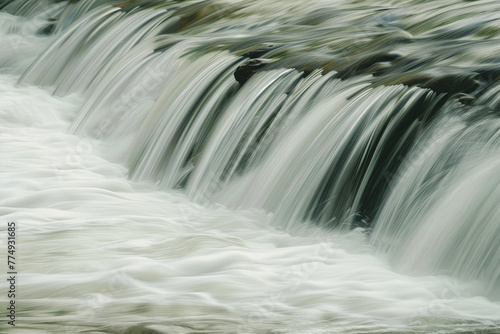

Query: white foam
<box><xmin>1</xmin><ymin>3</ymin><xmax>500</xmax><ymax>334</ymax></box>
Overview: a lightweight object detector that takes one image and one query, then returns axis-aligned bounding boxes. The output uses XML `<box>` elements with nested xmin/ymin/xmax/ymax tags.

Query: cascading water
<box><xmin>2</xmin><ymin>0</ymin><xmax>500</xmax><ymax>333</ymax></box>
<box><xmin>372</xmin><ymin>101</ymin><xmax>500</xmax><ymax>299</ymax></box>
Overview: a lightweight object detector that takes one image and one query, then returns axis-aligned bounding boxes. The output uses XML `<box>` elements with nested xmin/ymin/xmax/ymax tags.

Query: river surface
<box><xmin>1</xmin><ymin>1</ymin><xmax>500</xmax><ymax>333</ymax></box>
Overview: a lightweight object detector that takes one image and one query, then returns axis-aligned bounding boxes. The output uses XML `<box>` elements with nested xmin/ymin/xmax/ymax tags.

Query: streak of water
<box><xmin>3</xmin><ymin>0</ymin><xmax>500</xmax><ymax>333</ymax></box>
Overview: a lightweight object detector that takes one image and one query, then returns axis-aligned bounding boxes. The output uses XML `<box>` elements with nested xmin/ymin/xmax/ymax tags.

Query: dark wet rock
<box><xmin>475</xmin><ymin>67</ymin><xmax>500</xmax><ymax>84</ymax></box>
<box><xmin>419</xmin><ymin>74</ymin><xmax>480</xmax><ymax>95</ymax></box>
<box><xmin>114</xmin><ymin>1</ymin><xmax>242</xmax><ymax>28</ymax></box>
<box><xmin>124</xmin><ymin>325</ymin><xmax>165</xmax><ymax>334</ymax></box>
<box><xmin>373</xmin><ymin>53</ymin><xmax>403</xmax><ymax>63</ymax></box>
<box><xmin>35</xmin><ymin>17</ymin><xmax>57</xmax><ymax>35</ymax></box>
<box><xmin>455</xmin><ymin>93</ymin><xmax>476</xmax><ymax>105</ymax></box>
<box><xmin>168</xmin><ymin>2</ymin><xmax>244</xmax><ymax>32</ymax></box>
<box><xmin>234</xmin><ymin>58</ymin><xmax>272</xmax><ymax>85</ymax></box>
<box><xmin>260</xmin><ymin>51</ymin><xmax>338</xmax><ymax>76</ymax></box>
<box><xmin>241</xmin><ymin>43</ymin><xmax>280</xmax><ymax>58</ymax></box>
<box><xmin>337</xmin><ymin>52</ymin><xmax>403</xmax><ymax>79</ymax></box>
<box><xmin>37</xmin><ymin>23</ymin><xmax>55</xmax><ymax>35</ymax></box>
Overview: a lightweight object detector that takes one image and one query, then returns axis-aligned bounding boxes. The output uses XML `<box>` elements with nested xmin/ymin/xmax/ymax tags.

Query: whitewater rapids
<box><xmin>1</xmin><ymin>2</ymin><xmax>500</xmax><ymax>333</ymax></box>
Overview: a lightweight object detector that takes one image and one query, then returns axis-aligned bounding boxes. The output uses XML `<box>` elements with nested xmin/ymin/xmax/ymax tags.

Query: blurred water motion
<box><xmin>2</xmin><ymin>0</ymin><xmax>500</xmax><ymax>333</ymax></box>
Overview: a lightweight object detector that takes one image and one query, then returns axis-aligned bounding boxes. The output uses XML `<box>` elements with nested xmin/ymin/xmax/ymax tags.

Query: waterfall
<box><xmin>3</xmin><ymin>0</ymin><xmax>500</xmax><ymax>332</ymax></box>
<box><xmin>371</xmin><ymin>98</ymin><xmax>500</xmax><ymax>298</ymax></box>
<box><xmin>14</xmin><ymin>0</ymin><xmax>448</xmax><ymax>227</ymax></box>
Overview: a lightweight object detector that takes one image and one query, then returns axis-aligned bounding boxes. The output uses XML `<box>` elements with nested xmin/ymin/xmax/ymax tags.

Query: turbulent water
<box><xmin>1</xmin><ymin>0</ymin><xmax>500</xmax><ymax>333</ymax></box>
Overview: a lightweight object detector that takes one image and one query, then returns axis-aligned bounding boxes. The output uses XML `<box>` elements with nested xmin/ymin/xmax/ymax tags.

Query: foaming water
<box><xmin>0</xmin><ymin>3</ymin><xmax>63</xmax><ymax>74</ymax></box>
<box><xmin>3</xmin><ymin>89</ymin><xmax>500</xmax><ymax>332</ymax></box>
<box><xmin>2</xmin><ymin>1</ymin><xmax>500</xmax><ymax>333</ymax></box>
<box><xmin>371</xmin><ymin>109</ymin><xmax>500</xmax><ymax>299</ymax></box>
